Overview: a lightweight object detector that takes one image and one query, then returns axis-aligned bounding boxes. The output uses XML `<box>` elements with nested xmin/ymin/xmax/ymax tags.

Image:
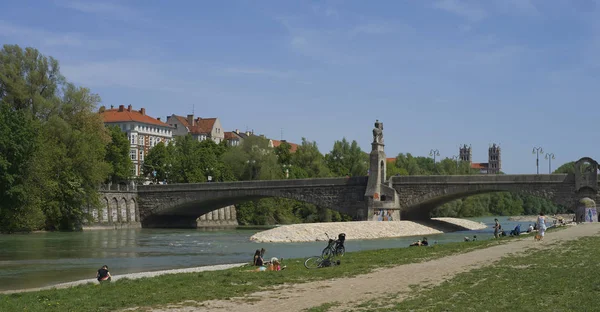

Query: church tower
<box><xmin>488</xmin><ymin>143</ymin><xmax>501</xmax><ymax>174</ymax></box>
<box><xmin>459</xmin><ymin>144</ymin><xmax>472</xmax><ymax>163</ymax></box>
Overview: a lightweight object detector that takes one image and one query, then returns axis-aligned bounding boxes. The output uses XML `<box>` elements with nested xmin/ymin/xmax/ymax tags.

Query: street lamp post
<box><xmin>246</xmin><ymin>160</ymin><xmax>256</xmax><ymax>180</ymax></box>
<box><xmin>532</xmin><ymin>147</ymin><xmax>544</xmax><ymax>174</ymax></box>
<box><xmin>545</xmin><ymin>153</ymin><xmax>555</xmax><ymax>174</ymax></box>
<box><xmin>430</xmin><ymin>149</ymin><xmax>440</xmax><ymax>172</ymax></box>
<box><xmin>282</xmin><ymin>164</ymin><xmax>292</xmax><ymax>179</ymax></box>
<box><xmin>451</xmin><ymin>155</ymin><xmax>459</xmax><ymax>174</ymax></box>
<box><xmin>205</xmin><ymin>167</ymin><xmax>214</xmax><ymax>182</ymax></box>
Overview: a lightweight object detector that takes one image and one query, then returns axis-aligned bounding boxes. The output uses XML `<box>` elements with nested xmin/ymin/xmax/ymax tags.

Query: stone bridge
<box><xmin>137</xmin><ymin>177</ymin><xmax>368</xmax><ymax>228</ymax></box>
<box><xmin>128</xmin><ymin>120</ymin><xmax>600</xmax><ymax>227</ymax></box>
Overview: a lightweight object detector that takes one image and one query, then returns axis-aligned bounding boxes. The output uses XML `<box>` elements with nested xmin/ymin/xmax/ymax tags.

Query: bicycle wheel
<box><xmin>304</xmin><ymin>256</ymin><xmax>323</xmax><ymax>269</ymax></box>
<box><xmin>335</xmin><ymin>246</ymin><xmax>345</xmax><ymax>257</ymax></box>
<box><xmin>322</xmin><ymin>247</ymin><xmax>333</xmax><ymax>259</ymax></box>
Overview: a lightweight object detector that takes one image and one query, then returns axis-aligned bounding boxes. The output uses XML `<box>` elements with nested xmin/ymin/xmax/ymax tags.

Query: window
<box><xmin>139</xmin><ymin>136</ymin><xmax>145</xmax><ymax>145</ymax></box>
<box><xmin>130</xmin><ymin>149</ymin><xmax>137</xmax><ymax>160</ymax></box>
<box><xmin>130</xmin><ymin>135</ymin><xmax>135</xmax><ymax>144</ymax></box>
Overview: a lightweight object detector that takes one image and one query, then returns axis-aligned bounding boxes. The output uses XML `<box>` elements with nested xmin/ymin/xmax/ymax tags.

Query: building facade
<box><xmin>166</xmin><ymin>114</ymin><xmax>225</xmax><ymax>144</ymax></box>
<box><xmin>459</xmin><ymin>143</ymin><xmax>502</xmax><ymax>174</ymax></box>
<box><xmin>100</xmin><ymin>105</ymin><xmax>173</xmax><ymax>177</ymax></box>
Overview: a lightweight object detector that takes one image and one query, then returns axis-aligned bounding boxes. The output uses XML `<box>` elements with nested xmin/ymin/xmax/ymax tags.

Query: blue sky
<box><xmin>1</xmin><ymin>0</ymin><xmax>598</xmax><ymax>174</ymax></box>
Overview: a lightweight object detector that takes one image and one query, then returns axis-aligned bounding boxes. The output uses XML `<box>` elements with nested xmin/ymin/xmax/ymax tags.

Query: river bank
<box><xmin>249</xmin><ymin>218</ymin><xmax>486</xmax><ymax>243</ymax></box>
<box><xmin>507</xmin><ymin>214</ymin><xmax>574</xmax><ymax>223</ymax></box>
<box><xmin>0</xmin><ymin>263</ymin><xmax>248</xmax><ymax>295</ymax></box>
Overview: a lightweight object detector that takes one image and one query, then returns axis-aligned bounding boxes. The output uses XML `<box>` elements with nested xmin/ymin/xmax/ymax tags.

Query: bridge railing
<box><xmin>99</xmin><ymin>183</ymin><xmax>137</xmax><ymax>192</ymax></box>
<box><xmin>137</xmin><ymin>176</ymin><xmax>369</xmax><ymax>191</ymax></box>
<box><xmin>390</xmin><ymin>174</ymin><xmax>570</xmax><ymax>184</ymax></box>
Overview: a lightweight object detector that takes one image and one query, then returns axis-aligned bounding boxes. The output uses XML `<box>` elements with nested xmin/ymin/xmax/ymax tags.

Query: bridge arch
<box><xmin>395</xmin><ymin>176</ymin><xmax>577</xmax><ymax>220</ymax></box>
<box><xmin>137</xmin><ymin>177</ymin><xmax>368</xmax><ymax>228</ymax></box>
<box><xmin>110</xmin><ymin>197</ymin><xmax>118</xmax><ymax>223</ymax></box>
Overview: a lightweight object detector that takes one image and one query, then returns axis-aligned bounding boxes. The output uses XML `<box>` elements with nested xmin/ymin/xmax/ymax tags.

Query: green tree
<box><xmin>554</xmin><ymin>161</ymin><xmax>575</xmax><ymax>174</ymax></box>
<box><xmin>105</xmin><ymin>125</ymin><xmax>133</xmax><ymax>183</ymax></box>
<box><xmin>292</xmin><ymin>138</ymin><xmax>330</xmax><ymax>178</ymax></box>
<box><xmin>325</xmin><ymin>138</ymin><xmax>368</xmax><ymax>177</ymax></box>
<box><xmin>0</xmin><ymin>103</ymin><xmax>44</xmax><ymax>232</ymax></box>
<box><xmin>33</xmin><ymin>84</ymin><xmax>110</xmax><ymax>230</ymax></box>
<box><xmin>0</xmin><ymin>45</ymin><xmax>110</xmax><ymax>231</ymax></box>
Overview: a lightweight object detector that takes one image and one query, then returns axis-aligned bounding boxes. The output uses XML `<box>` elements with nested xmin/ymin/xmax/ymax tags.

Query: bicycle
<box><xmin>321</xmin><ymin>233</ymin><xmax>345</xmax><ymax>259</ymax></box>
<box><xmin>304</xmin><ymin>255</ymin><xmax>341</xmax><ymax>269</ymax></box>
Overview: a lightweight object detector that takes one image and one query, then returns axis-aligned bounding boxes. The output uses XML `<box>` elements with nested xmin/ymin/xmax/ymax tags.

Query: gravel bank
<box><xmin>1</xmin><ymin>263</ymin><xmax>248</xmax><ymax>295</ymax></box>
<box><xmin>508</xmin><ymin>214</ymin><xmax>574</xmax><ymax>222</ymax></box>
<box><xmin>250</xmin><ymin>218</ymin><xmax>486</xmax><ymax>243</ymax></box>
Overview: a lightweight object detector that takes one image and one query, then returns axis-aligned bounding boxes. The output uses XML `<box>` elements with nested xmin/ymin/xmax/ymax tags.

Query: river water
<box><xmin>0</xmin><ymin>216</ymin><xmax>528</xmax><ymax>291</ymax></box>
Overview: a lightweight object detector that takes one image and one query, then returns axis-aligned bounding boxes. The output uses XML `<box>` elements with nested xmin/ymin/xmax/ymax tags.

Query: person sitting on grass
<box><xmin>97</xmin><ymin>265</ymin><xmax>112</xmax><ymax>282</ymax></box>
<box><xmin>410</xmin><ymin>237</ymin><xmax>428</xmax><ymax>247</ymax></box>
<box><xmin>253</xmin><ymin>249</ymin><xmax>264</xmax><ymax>267</ymax></box>
<box><xmin>248</xmin><ymin>258</ymin><xmax>285</xmax><ymax>272</ymax></box>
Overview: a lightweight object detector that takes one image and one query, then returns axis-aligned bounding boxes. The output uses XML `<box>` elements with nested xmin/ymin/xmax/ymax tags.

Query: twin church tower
<box><xmin>459</xmin><ymin>144</ymin><xmax>502</xmax><ymax>174</ymax></box>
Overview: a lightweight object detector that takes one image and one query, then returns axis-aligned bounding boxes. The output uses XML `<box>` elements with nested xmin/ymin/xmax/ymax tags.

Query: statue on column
<box><xmin>372</xmin><ymin>120</ymin><xmax>384</xmax><ymax>144</ymax></box>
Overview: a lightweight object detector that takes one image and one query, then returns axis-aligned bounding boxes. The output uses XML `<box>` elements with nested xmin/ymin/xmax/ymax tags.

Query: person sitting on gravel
<box><xmin>527</xmin><ymin>224</ymin><xmax>534</xmax><ymax>233</ymax></box>
<box><xmin>97</xmin><ymin>265</ymin><xmax>112</xmax><ymax>282</ymax></box>
<box><xmin>510</xmin><ymin>224</ymin><xmax>521</xmax><ymax>236</ymax></box>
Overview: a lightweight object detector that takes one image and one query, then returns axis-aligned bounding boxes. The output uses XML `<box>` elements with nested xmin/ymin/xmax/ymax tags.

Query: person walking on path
<box><xmin>493</xmin><ymin>219</ymin><xmax>501</xmax><ymax>239</ymax></box>
<box><xmin>537</xmin><ymin>212</ymin><xmax>547</xmax><ymax>240</ymax></box>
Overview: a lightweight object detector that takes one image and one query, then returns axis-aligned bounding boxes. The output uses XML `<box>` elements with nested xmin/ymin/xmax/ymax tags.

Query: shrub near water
<box><xmin>0</xmin><ymin>238</ymin><xmax>505</xmax><ymax>312</ymax></box>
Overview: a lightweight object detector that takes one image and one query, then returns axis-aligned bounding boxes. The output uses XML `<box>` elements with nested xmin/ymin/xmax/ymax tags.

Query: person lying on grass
<box><xmin>409</xmin><ymin>237</ymin><xmax>428</xmax><ymax>247</ymax></box>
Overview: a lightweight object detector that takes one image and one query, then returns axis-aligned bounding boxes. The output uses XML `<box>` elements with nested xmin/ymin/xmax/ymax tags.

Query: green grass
<box><xmin>304</xmin><ymin>301</ymin><xmax>339</xmax><ymax>312</ymax></box>
<box><xmin>0</xmin><ymin>237</ymin><xmax>512</xmax><ymax>312</ymax></box>
<box><xmin>358</xmin><ymin>233</ymin><xmax>600</xmax><ymax>312</ymax></box>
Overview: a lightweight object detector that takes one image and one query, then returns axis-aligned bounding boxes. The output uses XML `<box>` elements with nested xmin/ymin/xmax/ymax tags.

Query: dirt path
<box><xmin>147</xmin><ymin>224</ymin><xmax>600</xmax><ymax>312</ymax></box>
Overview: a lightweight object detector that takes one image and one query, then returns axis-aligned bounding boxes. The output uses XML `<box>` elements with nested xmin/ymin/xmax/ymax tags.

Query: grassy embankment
<box><xmin>344</xmin><ymin>228</ymin><xmax>595</xmax><ymax>312</ymax></box>
<box><xmin>0</xmin><ymin>234</ymin><xmax>519</xmax><ymax>312</ymax></box>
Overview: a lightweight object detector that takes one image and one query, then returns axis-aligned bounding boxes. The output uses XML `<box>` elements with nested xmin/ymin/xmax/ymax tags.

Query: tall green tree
<box><xmin>292</xmin><ymin>138</ymin><xmax>330</xmax><ymax>178</ymax></box>
<box><xmin>33</xmin><ymin>84</ymin><xmax>110</xmax><ymax>230</ymax></box>
<box><xmin>105</xmin><ymin>125</ymin><xmax>133</xmax><ymax>183</ymax></box>
<box><xmin>325</xmin><ymin>138</ymin><xmax>368</xmax><ymax>177</ymax></box>
<box><xmin>0</xmin><ymin>44</ymin><xmax>110</xmax><ymax>231</ymax></box>
<box><xmin>0</xmin><ymin>103</ymin><xmax>44</xmax><ymax>232</ymax></box>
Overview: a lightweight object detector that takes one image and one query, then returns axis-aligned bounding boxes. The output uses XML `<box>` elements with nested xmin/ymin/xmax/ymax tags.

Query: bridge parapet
<box><xmin>138</xmin><ymin>177</ymin><xmax>368</xmax><ymax>192</ymax></box>
<box><xmin>391</xmin><ymin>174</ymin><xmax>571</xmax><ymax>184</ymax></box>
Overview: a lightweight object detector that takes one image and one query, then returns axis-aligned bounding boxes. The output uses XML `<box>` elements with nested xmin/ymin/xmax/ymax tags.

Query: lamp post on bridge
<box><xmin>205</xmin><ymin>167</ymin><xmax>214</xmax><ymax>182</ymax></box>
<box><xmin>532</xmin><ymin>147</ymin><xmax>544</xmax><ymax>174</ymax></box>
<box><xmin>430</xmin><ymin>149</ymin><xmax>440</xmax><ymax>172</ymax></box>
<box><xmin>451</xmin><ymin>155</ymin><xmax>459</xmax><ymax>174</ymax></box>
<box><xmin>282</xmin><ymin>164</ymin><xmax>292</xmax><ymax>179</ymax></box>
<box><xmin>246</xmin><ymin>160</ymin><xmax>256</xmax><ymax>180</ymax></box>
<box><xmin>545</xmin><ymin>153</ymin><xmax>555</xmax><ymax>174</ymax></box>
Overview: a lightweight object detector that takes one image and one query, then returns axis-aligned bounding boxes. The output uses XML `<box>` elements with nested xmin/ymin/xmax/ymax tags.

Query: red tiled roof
<box><xmin>224</xmin><ymin>132</ymin><xmax>238</xmax><ymax>140</ymax></box>
<box><xmin>386</xmin><ymin>157</ymin><xmax>396</xmax><ymax>163</ymax></box>
<box><xmin>100</xmin><ymin>105</ymin><xmax>169</xmax><ymax>127</ymax></box>
<box><xmin>471</xmin><ymin>163</ymin><xmax>489</xmax><ymax>169</ymax></box>
<box><xmin>272</xmin><ymin>139</ymin><xmax>298</xmax><ymax>153</ymax></box>
<box><xmin>190</xmin><ymin>118</ymin><xmax>216</xmax><ymax>135</ymax></box>
<box><xmin>174</xmin><ymin>115</ymin><xmax>190</xmax><ymax>128</ymax></box>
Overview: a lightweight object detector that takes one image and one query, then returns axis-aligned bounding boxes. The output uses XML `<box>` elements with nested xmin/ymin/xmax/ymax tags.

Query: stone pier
<box><xmin>197</xmin><ymin>205</ymin><xmax>238</xmax><ymax>227</ymax></box>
